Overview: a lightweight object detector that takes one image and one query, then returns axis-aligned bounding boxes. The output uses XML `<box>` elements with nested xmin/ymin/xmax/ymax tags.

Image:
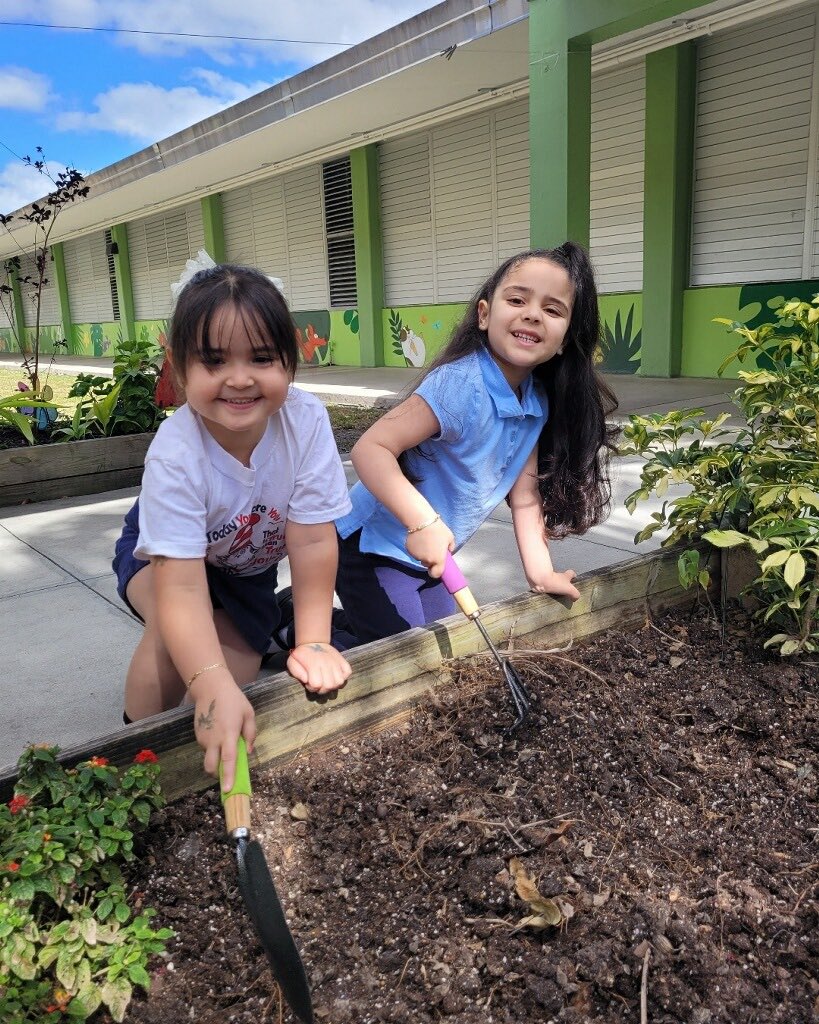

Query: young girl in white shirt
<box><xmin>114</xmin><ymin>264</ymin><xmax>352</xmax><ymax>791</ymax></box>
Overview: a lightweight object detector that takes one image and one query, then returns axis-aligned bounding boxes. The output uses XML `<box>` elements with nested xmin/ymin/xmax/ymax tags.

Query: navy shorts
<box><xmin>335</xmin><ymin>529</ymin><xmax>455</xmax><ymax>645</ymax></box>
<box><xmin>113</xmin><ymin>499</ymin><xmax>282</xmax><ymax>656</ymax></box>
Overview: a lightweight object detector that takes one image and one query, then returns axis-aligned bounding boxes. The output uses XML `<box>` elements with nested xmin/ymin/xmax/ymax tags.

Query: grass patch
<box><xmin>0</xmin><ymin>367</ymin><xmax>84</xmax><ymax>413</ymax></box>
<box><xmin>325</xmin><ymin>405</ymin><xmax>384</xmax><ymax>432</ymax></box>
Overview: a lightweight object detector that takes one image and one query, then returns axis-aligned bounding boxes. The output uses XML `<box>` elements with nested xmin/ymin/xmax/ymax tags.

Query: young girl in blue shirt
<box><xmin>113</xmin><ymin>264</ymin><xmax>352</xmax><ymax>791</ymax></box>
<box><xmin>335</xmin><ymin>242</ymin><xmax>618</xmax><ymax>643</ymax></box>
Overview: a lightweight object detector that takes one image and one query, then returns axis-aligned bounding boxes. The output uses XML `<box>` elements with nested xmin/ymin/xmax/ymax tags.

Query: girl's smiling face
<box><xmin>180</xmin><ymin>302</ymin><xmax>292</xmax><ymax>463</ymax></box>
<box><xmin>477</xmin><ymin>257</ymin><xmax>574</xmax><ymax>390</ymax></box>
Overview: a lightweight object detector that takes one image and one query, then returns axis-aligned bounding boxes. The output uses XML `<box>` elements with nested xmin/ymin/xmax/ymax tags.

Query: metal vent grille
<box><xmin>322</xmin><ymin>157</ymin><xmax>357</xmax><ymax>307</ymax></box>
<box><xmin>104</xmin><ymin>229</ymin><xmax>121</xmax><ymax>321</ymax></box>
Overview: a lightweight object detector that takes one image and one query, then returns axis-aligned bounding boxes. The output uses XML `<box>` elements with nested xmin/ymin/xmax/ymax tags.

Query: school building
<box><xmin>0</xmin><ymin>0</ymin><xmax>814</xmax><ymax>378</ymax></box>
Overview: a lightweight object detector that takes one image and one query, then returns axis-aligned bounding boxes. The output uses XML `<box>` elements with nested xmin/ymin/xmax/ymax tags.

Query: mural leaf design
<box><xmin>601</xmin><ymin>305</ymin><xmax>642</xmax><ymax>374</ymax></box>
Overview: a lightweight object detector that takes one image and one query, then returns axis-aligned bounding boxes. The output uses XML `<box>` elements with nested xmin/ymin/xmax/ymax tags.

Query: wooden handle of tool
<box><xmin>220</xmin><ymin>737</ymin><xmax>252</xmax><ymax>833</ymax></box>
<box><xmin>441</xmin><ymin>552</ymin><xmax>480</xmax><ymax>618</ymax></box>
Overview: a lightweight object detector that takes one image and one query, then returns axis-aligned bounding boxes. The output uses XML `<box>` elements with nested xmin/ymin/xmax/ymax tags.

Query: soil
<box><xmin>107</xmin><ymin>606</ymin><xmax>817</xmax><ymax>1024</ymax></box>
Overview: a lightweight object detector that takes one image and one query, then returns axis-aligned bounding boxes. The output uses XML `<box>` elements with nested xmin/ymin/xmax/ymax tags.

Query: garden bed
<box><xmin>113</xmin><ymin>604</ymin><xmax>816</xmax><ymax>1023</ymax></box>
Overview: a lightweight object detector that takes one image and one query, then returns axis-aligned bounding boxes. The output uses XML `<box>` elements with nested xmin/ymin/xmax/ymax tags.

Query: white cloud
<box><xmin>0</xmin><ymin>67</ymin><xmax>53</xmax><ymax>111</ymax></box>
<box><xmin>55</xmin><ymin>71</ymin><xmax>272</xmax><ymax>142</ymax></box>
<box><xmin>0</xmin><ymin>158</ymin><xmax>70</xmax><ymax>213</ymax></box>
<box><xmin>0</xmin><ymin>1</ymin><xmax>435</xmax><ymax>63</ymax></box>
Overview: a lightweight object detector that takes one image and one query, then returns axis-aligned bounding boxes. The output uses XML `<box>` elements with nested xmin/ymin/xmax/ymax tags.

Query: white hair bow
<box><xmin>170</xmin><ymin>249</ymin><xmax>285</xmax><ymax>301</ymax></box>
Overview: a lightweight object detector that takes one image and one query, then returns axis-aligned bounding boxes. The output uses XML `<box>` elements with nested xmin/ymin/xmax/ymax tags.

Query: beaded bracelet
<box><xmin>186</xmin><ymin>661</ymin><xmax>226</xmax><ymax>689</ymax></box>
<box><xmin>406</xmin><ymin>513</ymin><xmax>441</xmax><ymax>535</ymax></box>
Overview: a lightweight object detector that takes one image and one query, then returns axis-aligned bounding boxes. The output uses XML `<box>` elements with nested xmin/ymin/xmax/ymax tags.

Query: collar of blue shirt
<box><xmin>478</xmin><ymin>344</ymin><xmax>545</xmax><ymax>420</ymax></box>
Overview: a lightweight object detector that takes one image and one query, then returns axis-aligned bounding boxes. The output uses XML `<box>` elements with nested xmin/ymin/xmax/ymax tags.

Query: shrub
<box><xmin>0</xmin><ymin>745</ymin><xmax>172</xmax><ymax>1022</ymax></box>
<box><xmin>621</xmin><ymin>297</ymin><xmax>819</xmax><ymax>656</ymax></box>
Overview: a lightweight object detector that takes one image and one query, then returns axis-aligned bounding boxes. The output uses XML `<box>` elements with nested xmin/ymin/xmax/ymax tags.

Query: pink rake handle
<box><xmin>441</xmin><ymin>552</ymin><xmax>479</xmax><ymax>618</ymax></box>
<box><xmin>441</xmin><ymin>551</ymin><xmax>468</xmax><ymax>594</ymax></box>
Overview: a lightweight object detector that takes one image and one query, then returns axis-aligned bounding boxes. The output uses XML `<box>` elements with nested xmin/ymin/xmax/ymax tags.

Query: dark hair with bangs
<box><xmin>405</xmin><ymin>242</ymin><xmax>619</xmax><ymax>536</ymax></box>
<box><xmin>168</xmin><ymin>263</ymin><xmax>298</xmax><ymax>382</ymax></box>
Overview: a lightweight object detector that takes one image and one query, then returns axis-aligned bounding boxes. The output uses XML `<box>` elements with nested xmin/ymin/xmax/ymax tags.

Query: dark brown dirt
<box><xmin>113</xmin><ymin>607</ymin><xmax>817</xmax><ymax>1023</ymax></box>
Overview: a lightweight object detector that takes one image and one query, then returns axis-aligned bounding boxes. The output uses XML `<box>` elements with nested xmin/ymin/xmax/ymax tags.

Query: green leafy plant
<box><xmin>0</xmin><ymin>387</ymin><xmax>59</xmax><ymax>445</ymax></box>
<box><xmin>0</xmin><ymin>745</ymin><xmax>172</xmax><ymax>1022</ymax></box>
<box><xmin>60</xmin><ymin>333</ymin><xmax>166</xmax><ymax>440</ymax></box>
<box><xmin>621</xmin><ymin>297</ymin><xmax>819</xmax><ymax>656</ymax></box>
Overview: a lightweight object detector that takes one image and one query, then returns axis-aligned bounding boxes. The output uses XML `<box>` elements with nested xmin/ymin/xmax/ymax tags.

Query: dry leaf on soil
<box><xmin>509</xmin><ymin>858</ymin><xmax>564</xmax><ymax>928</ymax></box>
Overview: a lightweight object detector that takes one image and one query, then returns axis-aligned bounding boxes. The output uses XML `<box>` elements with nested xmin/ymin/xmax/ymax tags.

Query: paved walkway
<box><xmin>0</xmin><ymin>361</ymin><xmax>735</xmax><ymax>774</ymax></box>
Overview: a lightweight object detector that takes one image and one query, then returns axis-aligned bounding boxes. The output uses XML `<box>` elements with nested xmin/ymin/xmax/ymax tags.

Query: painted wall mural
<box><xmin>598</xmin><ymin>294</ymin><xmax>643</xmax><ymax>374</ymax></box>
<box><xmin>292</xmin><ymin>310</ymin><xmax>331</xmax><ymax>366</ymax></box>
<box><xmin>380</xmin><ymin>305</ymin><xmax>465</xmax><ymax>368</ymax></box>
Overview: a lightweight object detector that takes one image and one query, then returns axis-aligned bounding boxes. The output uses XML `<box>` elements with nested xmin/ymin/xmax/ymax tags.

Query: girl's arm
<box><xmin>151</xmin><ymin>555</ymin><xmax>256</xmax><ymax>791</ymax></box>
<box><xmin>509</xmin><ymin>447</ymin><xmax>581</xmax><ymax>601</ymax></box>
<box><xmin>350</xmin><ymin>394</ymin><xmax>455</xmax><ymax>576</ymax></box>
<box><xmin>285</xmin><ymin>520</ymin><xmax>352</xmax><ymax>693</ymax></box>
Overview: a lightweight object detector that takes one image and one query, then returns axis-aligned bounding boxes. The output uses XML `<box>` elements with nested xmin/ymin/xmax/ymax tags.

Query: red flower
<box><xmin>134</xmin><ymin>749</ymin><xmax>158</xmax><ymax>764</ymax></box>
<box><xmin>5</xmin><ymin>862</ymin><xmax>20</xmax><ymax>872</ymax></box>
<box><xmin>87</xmin><ymin>756</ymin><xmax>109</xmax><ymax>768</ymax></box>
<box><xmin>8</xmin><ymin>795</ymin><xmax>29</xmax><ymax>814</ymax></box>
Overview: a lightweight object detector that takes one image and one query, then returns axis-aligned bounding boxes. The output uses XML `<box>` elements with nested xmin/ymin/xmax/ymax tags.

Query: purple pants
<box><xmin>336</xmin><ymin>530</ymin><xmax>455</xmax><ymax>644</ymax></box>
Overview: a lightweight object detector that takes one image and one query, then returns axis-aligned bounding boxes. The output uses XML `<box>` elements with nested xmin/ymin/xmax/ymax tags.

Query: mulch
<box><xmin>109</xmin><ymin>605</ymin><xmax>817</xmax><ymax>1023</ymax></box>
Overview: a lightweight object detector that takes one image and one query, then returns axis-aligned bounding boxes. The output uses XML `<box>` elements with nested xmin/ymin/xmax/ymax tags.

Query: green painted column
<box><xmin>110</xmin><ymin>223</ymin><xmax>135</xmax><ymax>345</ymax></box>
<box><xmin>51</xmin><ymin>241</ymin><xmax>73</xmax><ymax>349</ymax></box>
<box><xmin>529</xmin><ymin>2</ymin><xmax>591</xmax><ymax>248</ymax></box>
<box><xmin>350</xmin><ymin>144</ymin><xmax>384</xmax><ymax>367</ymax></box>
<box><xmin>528</xmin><ymin>0</ymin><xmax>706</xmax><ymax>251</ymax></box>
<box><xmin>201</xmin><ymin>193</ymin><xmax>226</xmax><ymax>263</ymax></box>
<box><xmin>9</xmin><ymin>264</ymin><xmax>26</xmax><ymax>352</ymax></box>
<box><xmin>640</xmin><ymin>42</ymin><xmax>696</xmax><ymax>378</ymax></box>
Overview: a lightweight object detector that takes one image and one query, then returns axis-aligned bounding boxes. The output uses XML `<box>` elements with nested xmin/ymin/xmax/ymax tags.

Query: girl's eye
<box><xmin>202</xmin><ymin>354</ymin><xmax>224</xmax><ymax>367</ymax></box>
<box><xmin>253</xmin><ymin>355</ymin><xmax>276</xmax><ymax>366</ymax></box>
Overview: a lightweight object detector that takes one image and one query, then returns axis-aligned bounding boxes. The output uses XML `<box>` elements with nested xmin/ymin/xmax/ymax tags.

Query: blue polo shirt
<box><xmin>336</xmin><ymin>345</ymin><xmax>548</xmax><ymax>569</ymax></box>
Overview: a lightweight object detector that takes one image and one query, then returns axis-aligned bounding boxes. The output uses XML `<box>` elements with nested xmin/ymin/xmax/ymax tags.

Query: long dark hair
<box><xmin>407</xmin><ymin>243</ymin><xmax>618</xmax><ymax>536</ymax></box>
<box><xmin>169</xmin><ymin>263</ymin><xmax>298</xmax><ymax>382</ymax></box>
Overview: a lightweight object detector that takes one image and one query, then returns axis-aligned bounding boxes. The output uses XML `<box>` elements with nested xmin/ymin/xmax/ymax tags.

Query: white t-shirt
<box><xmin>134</xmin><ymin>389</ymin><xmax>351</xmax><ymax>576</ymax></box>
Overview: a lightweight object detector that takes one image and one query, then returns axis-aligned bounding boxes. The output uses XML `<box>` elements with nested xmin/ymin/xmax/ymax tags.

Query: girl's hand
<box><xmin>191</xmin><ymin>669</ymin><xmax>257</xmax><ymax>791</ymax></box>
<box><xmin>287</xmin><ymin>643</ymin><xmax>352</xmax><ymax>695</ymax></box>
<box><xmin>405</xmin><ymin>519</ymin><xmax>455</xmax><ymax>578</ymax></box>
<box><xmin>527</xmin><ymin>567</ymin><xmax>580</xmax><ymax>602</ymax></box>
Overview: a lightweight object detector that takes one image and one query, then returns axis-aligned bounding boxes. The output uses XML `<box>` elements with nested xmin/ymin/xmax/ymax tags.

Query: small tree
<box><xmin>0</xmin><ymin>149</ymin><xmax>89</xmax><ymax>392</ymax></box>
<box><xmin>622</xmin><ymin>297</ymin><xmax>819</xmax><ymax>656</ymax></box>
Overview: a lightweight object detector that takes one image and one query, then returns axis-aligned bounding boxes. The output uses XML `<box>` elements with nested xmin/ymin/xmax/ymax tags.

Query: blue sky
<box><xmin>0</xmin><ymin>1</ymin><xmax>434</xmax><ymax>212</ymax></box>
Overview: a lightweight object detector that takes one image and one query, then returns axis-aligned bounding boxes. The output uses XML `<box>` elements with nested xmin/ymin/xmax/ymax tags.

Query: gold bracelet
<box><xmin>406</xmin><ymin>513</ymin><xmax>440</xmax><ymax>535</ymax></box>
<box><xmin>186</xmin><ymin>662</ymin><xmax>226</xmax><ymax>689</ymax></box>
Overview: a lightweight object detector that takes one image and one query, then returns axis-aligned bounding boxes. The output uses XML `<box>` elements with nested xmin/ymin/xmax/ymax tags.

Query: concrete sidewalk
<box><xmin>0</xmin><ymin>366</ymin><xmax>734</xmax><ymax>774</ymax></box>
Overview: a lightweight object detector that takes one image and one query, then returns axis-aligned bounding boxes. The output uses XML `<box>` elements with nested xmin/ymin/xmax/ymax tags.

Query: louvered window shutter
<box><xmin>590</xmin><ymin>61</ymin><xmax>645</xmax><ymax>293</ymax></box>
<box><xmin>322</xmin><ymin>157</ymin><xmax>357</xmax><ymax>308</ymax></box>
<box><xmin>103</xmin><ymin>230</ymin><xmax>120</xmax><ymax>320</ymax></box>
<box><xmin>431</xmin><ymin>112</ymin><xmax>495</xmax><ymax>302</ymax></box>
<box><xmin>285</xmin><ymin>165</ymin><xmax>330</xmax><ymax>309</ymax></box>
<box><xmin>63</xmin><ymin>232</ymin><xmax>114</xmax><ymax>323</ymax></box>
<box><xmin>495</xmin><ymin>99</ymin><xmax>530</xmax><ymax>261</ymax></box>
<box><xmin>0</xmin><ymin>265</ymin><xmax>14</xmax><ymax>329</ymax></box>
<box><xmin>380</xmin><ymin>132</ymin><xmax>434</xmax><ymax>306</ymax></box>
<box><xmin>691</xmin><ymin>9</ymin><xmax>815</xmax><ymax>285</ymax></box>
<box><xmin>18</xmin><ymin>252</ymin><xmax>61</xmax><ymax>327</ymax></box>
<box><xmin>223</xmin><ymin>177</ymin><xmax>289</xmax><ymax>293</ymax></box>
<box><xmin>127</xmin><ymin>202</ymin><xmax>205</xmax><ymax>319</ymax></box>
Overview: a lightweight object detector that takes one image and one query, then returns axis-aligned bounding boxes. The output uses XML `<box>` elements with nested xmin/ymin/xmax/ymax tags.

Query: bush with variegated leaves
<box><xmin>621</xmin><ymin>296</ymin><xmax>819</xmax><ymax>656</ymax></box>
<box><xmin>0</xmin><ymin>745</ymin><xmax>171</xmax><ymax>1022</ymax></box>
